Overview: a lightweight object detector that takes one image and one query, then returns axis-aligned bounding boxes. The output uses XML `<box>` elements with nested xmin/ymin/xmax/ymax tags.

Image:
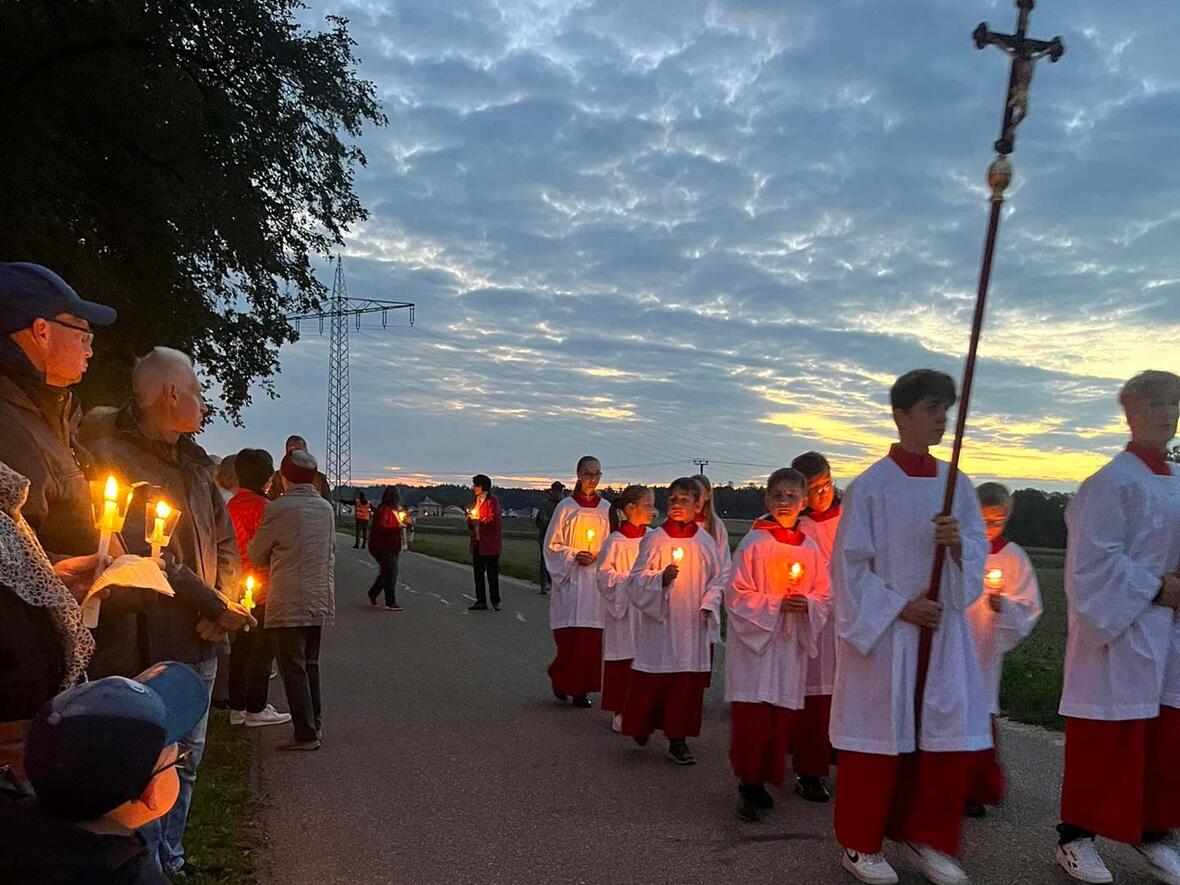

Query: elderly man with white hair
<box><xmin>81</xmin><ymin>345</ymin><xmax>254</xmax><ymax>879</ymax></box>
<box><xmin>1055</xmin><ymin>370</ymin><xmax>1180</xmax><ymax>885</ymax></box>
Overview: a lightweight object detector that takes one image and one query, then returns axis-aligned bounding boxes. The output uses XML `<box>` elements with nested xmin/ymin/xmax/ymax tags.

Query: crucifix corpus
<box><xmin>914</xmin><ymin>0</ymin><xmax>1065</xmax><ymax>724</ymax></box>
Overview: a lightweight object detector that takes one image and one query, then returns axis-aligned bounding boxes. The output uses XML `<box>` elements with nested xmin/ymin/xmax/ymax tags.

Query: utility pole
<box><xmin>287</xmin><ymin>257</ymin><xmax>415</xmax><ymax>511</ymax></box>
<box><xmin>692</xmin><ymin>459</ymin><xmax>710</xmax><ymax>474</ymax></box>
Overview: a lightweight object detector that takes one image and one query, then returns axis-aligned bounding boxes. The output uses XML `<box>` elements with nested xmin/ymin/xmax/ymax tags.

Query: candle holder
<box><xmin>144</xmin><ymin>495</ymin><xmax>182</xmax><ymax>559</ymax></box>
<box><xmin>984</xmin><ymin>568</ymin><xmax>1005</xmax><ymax>591</ymax></box>
<box><xmin>787</xmin><ymin>561</ymin><xmax>805</xmax><ymax>587</ymax></box>
<box><xmin>84</xmin><ymin>475</ymin><xmax>135</xmax><ymax>628</ymax></box>
<box><xmin>671</xmin><ymin>547</ymin><xmax>684</xmax><ymax>563</ymax></box>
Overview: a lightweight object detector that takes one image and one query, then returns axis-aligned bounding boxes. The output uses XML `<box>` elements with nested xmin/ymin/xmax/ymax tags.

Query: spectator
<box><xmin>368</xmin><ymin>487</ymin><xmax>410</xmax><ymax>610</ymax></box>
<box><xmin>226</xmin><ymin>448</ymin><xmax>290</xmax><ymax>729</ymax></box>
<box><xmin>267</xmin><ymin>435</ymin><xmax>332</xmax><ymax>502</ymax></box>
<box><xmin>249</xmin><ymin>450</ymin><xmax>336</xmax><ymax>751</ymax></box>
<box><xmin>351</xmin><ymin>490</ymin><xmax>371</xmax><ymax>549</ymax></box>
<box><xmin>214</xmin><ymin>454</ymin><xmax>238</xmax><ymax>503</ymax></box>
<box><xmin>80</xmin><ymin>346</ymin><xmax>254</xmax><ymax>878</ymax></box>
<box><xmin>0</xmin><ymin>461</ymin><xmax>102</xmax><ymax>784</ymax></box>
<box><xmin>0</xmin><ymin>662</ymin><xmax>208</xmax><ymax>884</ymax></box>
<box><xmin>467</xmin><ymin>474</ymin><xmax>503</xmax><ymax>612</ymax></box>
<box><xmin>535</xmin><ymin>481</ymin><xmax>565</xmax><ymax>595</ymax></box>
<box><xmin>0</xmin><ymin>262</ymin><xmax>117</xmax><ymax>558</ymax></box>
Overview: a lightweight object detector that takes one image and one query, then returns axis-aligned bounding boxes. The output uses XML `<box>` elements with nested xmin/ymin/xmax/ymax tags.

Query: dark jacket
<box><xmin>79</xmin><ymin>404</ymin><xmax>238</xmax><ymax>677</ymax></box>
<box><xmin>0</xmin><ymin>583</ymin><xmax>64</xmax><ymax>723</ymax></box>
<box><xmin>0</xmin><ymin>790</ymin><xmax>166</xmax><ymax>884</ymax></box>
<box><xmin>0</xmin><ymin>337</ymin><xmax>98</xmax><ymax>557</ymax></box>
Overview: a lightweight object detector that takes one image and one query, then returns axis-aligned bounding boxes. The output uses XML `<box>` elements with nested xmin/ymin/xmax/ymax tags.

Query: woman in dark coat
<box><xmin>367</xmin><ymin>487</ymin><xmax>409</xmax><ymax>611</ymax></box>
<box><xmin>466</xmin><ymin>474</ymin><xmax>503</xmax><ymax>611</ymax></box>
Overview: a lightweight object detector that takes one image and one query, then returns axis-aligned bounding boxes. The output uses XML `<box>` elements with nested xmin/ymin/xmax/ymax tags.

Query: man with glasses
<box><xmin>0</xmin><ymin>262</ymin><xmax>116</xmax><ymax>559</ymax></box>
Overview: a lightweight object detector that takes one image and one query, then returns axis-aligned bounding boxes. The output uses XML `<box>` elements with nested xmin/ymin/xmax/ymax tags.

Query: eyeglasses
<box><xmin>150</xmin><ymin>747</ymin><xmax>193</xmax><ymax>779</ymax></box>
<box><xmin>43</xmin><ymin>317</ymin><xmax>95</xmax><ymax>346</ymax></box>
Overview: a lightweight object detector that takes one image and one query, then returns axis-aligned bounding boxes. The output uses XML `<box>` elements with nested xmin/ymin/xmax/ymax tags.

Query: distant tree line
<box><xmin>338</xmin><ymin>481</ymin><xmax>1072</xmax><ymax>549</ymax></box>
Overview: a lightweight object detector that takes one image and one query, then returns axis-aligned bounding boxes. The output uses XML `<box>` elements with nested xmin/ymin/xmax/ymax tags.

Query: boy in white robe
<box><xmin>1055</xmin><ymin>371</ymin><xmax>1180</xmax><ymax>885</ymax></box>
<box><xmin>830</xmin><ymin>369</ymin><xmax>989</xmax><ymax>885</ymax></box>
<box><xmin>726</xmin><ymin>467</ymin><xmax>831</xmax><ymax>821</ymax></box>
<box><xmin>596</xmin><ymin>485</ymin><xmax>655</xmax><ymax>732</ymax></box>
<box><xmin>544</xmin><ymin>456</ymin><xmax>611</xmax><ymax>708</ymax></box>
<box><xmin>791</xmin><ymin>450</ymin><xmax>842</xmax><ymax>803</ymax></box>
<box><xmin>963</xmin><ymin>482</ymin><xmax>1041</xmax><ymax>818</ymax></box>
<box><xmin>624</xmin><ymin>477</ymin><xmax>726</xmax><ymax>765</ymax></box>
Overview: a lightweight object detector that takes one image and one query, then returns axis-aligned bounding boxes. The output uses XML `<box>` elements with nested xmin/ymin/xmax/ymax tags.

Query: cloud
<box><xmin>202</xmin><ymin>0</ymin><xmax>1180</xmax><ymax>492</ymax></box>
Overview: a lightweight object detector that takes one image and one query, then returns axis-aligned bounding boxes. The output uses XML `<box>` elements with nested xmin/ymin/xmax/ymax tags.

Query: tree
<box><xmin>0</xmin><ymin>0</ymin><xmax>385</xmax><ymax>420</ymax></box>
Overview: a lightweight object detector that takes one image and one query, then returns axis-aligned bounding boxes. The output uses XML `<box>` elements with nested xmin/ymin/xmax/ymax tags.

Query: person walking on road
<box><xmin>249</xmin><ymin>450</ymin><xmax>336</xmax><ymax>752</ymax></box>
<box><xmin>467</xmin><ymin>474</ymin><xmax>503</xmax><ymax>611</ymax></box>
<box><xmin>368</xmin><ymin>487</ymin><xmax>409</xmax><ymax>611</ymax></box>
<box><xmin>535</xmin><ymin>481</ymin><xmax>564</xmax><ymax>595</ymax></box>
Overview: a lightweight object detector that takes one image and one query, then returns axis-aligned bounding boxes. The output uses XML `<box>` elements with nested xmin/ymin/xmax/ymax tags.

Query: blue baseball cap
<box><xmin>0</xmin><ymin>262</ymin><xmax>118</xmax><ymax>335</ymax></box>
<box><xmin>24</xmin><ymin>662</ymin><xmax>208</xmax><ymax>820</ymax></box>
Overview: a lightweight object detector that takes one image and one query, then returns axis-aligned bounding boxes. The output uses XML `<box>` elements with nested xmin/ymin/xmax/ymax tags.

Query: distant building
<box><xmin>417</xmin><ymin>497</ymin><xmax>443</xmax><ymax>517</ymax></box>
<box><xmin>442</xmin><ymin>504</ymin><xmax>467</xmax><ymax>519</ymax></box>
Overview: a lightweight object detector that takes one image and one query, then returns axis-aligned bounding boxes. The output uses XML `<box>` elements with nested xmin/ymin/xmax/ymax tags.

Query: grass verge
<box><xmin>408</xmin><ymin>531</ymin><xmax>543</xmax><ymax>583</ymax></box>
<box><xmin>185</xmin><ymin>710</ymin><xmax>263</xmax><ymax>884</ymax></box>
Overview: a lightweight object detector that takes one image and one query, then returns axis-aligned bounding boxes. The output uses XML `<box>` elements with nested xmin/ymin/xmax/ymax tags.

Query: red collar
<box><xmin>806</xmin><ymin>503</ymin><xmax>841</xmax><ymax>523</ymax></box>
<box><xmin>889</xmin><ymin>444</ymin><xmax>937</xmax><ymax>478</ymax></box>
<box><xmin>753</xmin><ymin>517</ymin><xmax>806</xmax><ymax>546</ymax></box>
<box><xmin>573</xmin><ymin>490</ymin><xmax>601</xmax><ymax>508</ymax></box>
<box><xmin>661</xmin><ymin>520</ymin><xmax>699</xmax><ymax>539</ymax></box>
<box><xmin>1126</xmin><ymin>442</ymin><xmax>1171</xmax><ymax>476</ymax></box>
<box><xmin>617</xmin><ymin>522</ymin><xmax>646</xmax><ymax>539</ymax></box>
<box><xmin>990</xmin><ymin>536</ymin><xmax>1009</xmax><ymax>555</ymax></box>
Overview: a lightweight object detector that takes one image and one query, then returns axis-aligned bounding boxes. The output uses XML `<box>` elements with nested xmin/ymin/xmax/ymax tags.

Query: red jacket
<box><xmin>468</xmin><ymin>495</ymin><xmax>503</xmax><ymax>557</ymax></box>
<box><xmin>226</xmin><ymin>488</ymin><xmax>270</xmax><ymax>604</ymax></box>
<box><xmin>368</xmin><ymin>504</ymin><xmax>405</xmax><ymax>557</ymax></box>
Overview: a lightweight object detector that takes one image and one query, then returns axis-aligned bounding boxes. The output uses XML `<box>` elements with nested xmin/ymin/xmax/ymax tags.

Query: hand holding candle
<box><xmin>86</xmin><ymin>475</ymin><xmax>133</xmax><ymax>628</ymax></box>
<box><xmin>241</xmin><ymin>575</ymin><xmax>256</xmax><ymax>631</ymax></box>
<box><xmin>662</xmin><ymin>546</ymin><xmax>684</xmax><ymax>588</ymax></box>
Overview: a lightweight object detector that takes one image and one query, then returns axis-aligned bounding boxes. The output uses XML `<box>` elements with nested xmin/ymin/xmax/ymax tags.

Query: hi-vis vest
<box><xmin>355</xmin><ymin>501</ymin><xmax>371</xmax><ymax>520</ymax></box>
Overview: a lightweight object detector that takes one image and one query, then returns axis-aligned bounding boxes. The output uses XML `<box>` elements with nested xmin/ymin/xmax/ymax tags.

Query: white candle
<box><xmin>672</xmin><ymin>546</ymin><xmax>684</xmax><ymax>563</ymax></box>
<box><xmin>984</xmin><ymin>568</ymin><xmax>1004</xmax><ymax>591</ymax></box>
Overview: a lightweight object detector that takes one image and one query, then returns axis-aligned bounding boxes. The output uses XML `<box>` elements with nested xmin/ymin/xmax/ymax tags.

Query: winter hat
<box><xmin>280</xmin><ymin>449</ymin><xmax>317</xmax><ymax>485</ymax></box>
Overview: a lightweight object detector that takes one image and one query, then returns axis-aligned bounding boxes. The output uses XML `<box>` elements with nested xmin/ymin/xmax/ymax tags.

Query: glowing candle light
<box><xmin>984</xmin><ymin>568</ymin><xmax>1005</xmax><ymax>591</ymax></box>
<box><xmin>86</xmin><ymin>475</ymin><xmax>132</xmax><ymax>628</ymax></box>
<box><xmin>145</xmin><ymin>498</ymin><xmax>180</xmax><ymax>559</ymax></box>
<box><xmin>788</xmin><ymin>561</ymin><xmax>804</xmax><ymax>585</ymax></box>
<box><xmin>586</xmin><ymin>528</ymin><xmax>596</xmax><ymax>544</ymax></box>
<box><xmin>397</xmin><ymin>509</ymin><xmax>407</xmax><ymax>525</ymax></box>
<box><xmin>242</xmin><ymin>574</ymin><xmax>256</xmax><ymax>632</ymax></box>
<box><xmin>672</xmin><ymin>547</ymin><xmax>684</xmax><ymax>563</ymax></box>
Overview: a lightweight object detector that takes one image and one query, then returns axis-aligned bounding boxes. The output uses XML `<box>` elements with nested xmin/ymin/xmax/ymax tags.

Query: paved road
<box><xmin>254</xmin><ymin>544</ymin><xmax>1161</xmax><ymax>884</ymax></box>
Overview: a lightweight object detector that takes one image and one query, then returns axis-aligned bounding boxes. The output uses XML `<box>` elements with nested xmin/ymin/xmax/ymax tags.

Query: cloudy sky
<box><xmin>202</xmin><ymin>0</ymin><xmax>1180</xmax><ymax>492</ymax></box>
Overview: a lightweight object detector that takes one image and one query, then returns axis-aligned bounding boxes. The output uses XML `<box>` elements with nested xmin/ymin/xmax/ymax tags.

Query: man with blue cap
<box><xmin>0</xmin><ymin>661</ymin><xmax>209</xmax><ymax>883</ymax></box>
<box><xmin>0</xmin><ymin>262</ymin><xmax>117</xmax><ymax>558</ymax></box>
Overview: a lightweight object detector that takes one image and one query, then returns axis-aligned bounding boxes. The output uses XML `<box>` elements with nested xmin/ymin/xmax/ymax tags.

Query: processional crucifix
<box><xmin>915</xmin><ymin>1</ymin><xmax>1065</xmax><ymax>720</ymax></box>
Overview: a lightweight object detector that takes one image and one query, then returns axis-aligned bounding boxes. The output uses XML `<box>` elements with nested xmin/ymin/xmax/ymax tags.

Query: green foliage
<box><xmin>0</xmin><ymin>0</ymin><xmax>385</xmax><ymax>420</ymax></box>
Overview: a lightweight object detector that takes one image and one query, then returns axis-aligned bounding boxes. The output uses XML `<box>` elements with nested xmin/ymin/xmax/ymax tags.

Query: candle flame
<box><xmin>155</xmin><ymin>500</ymin><xmax>172</xmax><ymax>519</ymax></box>
<box><xmin>245</xmin><ymin>575</ymin><xmax>256</xmax><ymax>592</ymax></box>
<box><xmin>789</xmin><ymin>562</ymin><xmax>803</xmax><ymax>581</ymax></box>
<box><xmin>672</xmin><ymin>547</ymin><xmax>684</xmax><ymax>562</ymax></box>
<box><xmin>103</xmin><ymin>475</ymin><xmax>119</xmax><ymax>501</ymax></box>
<box><xmin>586</xmin><ymin>529</ymin><xmax>596</xmax><ymax>542</ymax></box>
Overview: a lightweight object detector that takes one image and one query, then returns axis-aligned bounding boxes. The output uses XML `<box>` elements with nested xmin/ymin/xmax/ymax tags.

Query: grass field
<box><xmin>185</xmin><ymin>711</ymin><xmax>262</xmax><ymax>884</ymax></box>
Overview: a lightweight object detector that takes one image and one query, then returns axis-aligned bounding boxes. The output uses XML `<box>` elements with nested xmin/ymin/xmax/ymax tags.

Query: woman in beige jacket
<box><xmin>248</xmin><ymin>450</ymin><xmax>336</xmax><ymax>751</ymax></box>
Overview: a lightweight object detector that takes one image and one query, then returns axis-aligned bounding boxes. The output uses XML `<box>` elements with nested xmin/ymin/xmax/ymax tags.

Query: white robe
<box><xmin>628</xmin><ymin>526</ymin><xmax>725</xmax><ymax>673</ymax></box>
<box><xmin>544</xmin><ymin>497</ymin><xmax>611</xmax><ymax>630</ymax></box>
<box><xmin>798</xmin><ymin>508</ymin><xmax>842</xmax><ymax>696</ymax></box>
<box><xmin>965</xmin><ymin>541</ymin><xmax>1042</xmax><ymax>715</ymax></box>
<box><xmin>596</xmin><ymin>529</ymin><xmax>644</xmax><ymax>661</ymax></box>
<box><xmin>724</xmin><ymin>528</ymin><xmax>831</xmax><ymax>710</ymax></box>
<box><xmin>829</xmin><ymin>456</ymin><xmax>991</xmax><ymax>755</ymax></box>
<box><xmin>1059</xmin><ymin>452</ymin><xmax>1180</xmax><ymax>720</ymax></box>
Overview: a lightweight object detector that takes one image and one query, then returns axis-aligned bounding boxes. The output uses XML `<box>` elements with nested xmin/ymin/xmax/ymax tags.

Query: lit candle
<box><xmin>146</xmin><ymin>499</ymin><xmax>173</xmax><ymax>558</ymax></box>
<box><xmin>586</xmin><ymin>528</ymin><xmax>596</xmax><ymax>545</ymax></box>
<box><xmin>672</xmin><ymin>546</ymin><xmax>684</xmax><ymax>563</ymax></box>
<box><xmin>86</xmin><ymin>475</ymin><xmax>130</xmax><ymax>629</ymax></box>
<box><xmin>984</xmin><ymin>568</ymin><xmax>1005</xmax><ymax>591</ymax></box>
<box><xmin>242</xmin><ymin>575</ymin><xmax>256</xmax><ymax>632</ymax></box>
<box><xmin>397</xmin><ymin>509</ymin><xmax>407</xmax><ymax>525</ymax></box>
<box><xmin>469</xmin><ymin>506</ymin><xmax>479</xmax><ymax>520</ymax></box>
<box><xmin>788</xmin><ymin>561</ymin><xmax>804</xmax><ymax>585</ymax></box>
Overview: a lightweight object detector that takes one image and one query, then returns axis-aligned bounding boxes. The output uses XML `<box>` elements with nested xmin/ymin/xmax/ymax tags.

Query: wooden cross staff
<box><xmin>913</xmin><ymin>0</ymin><xmax>1065</xmax><ymax>728</ymax></box>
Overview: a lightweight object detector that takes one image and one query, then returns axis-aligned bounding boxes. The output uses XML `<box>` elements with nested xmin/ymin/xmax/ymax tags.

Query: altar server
<box><xmin>726</xmin><ymin>467</ymin><xmax>830</xmax><ymax>821</ymax></box>
<box><xmin>830</xmin><ymin>369</ymin><xmax>989</xmax><ymax>885</ymax></box>
<box><xmin>623</xmin><ymin>478</ymin><xmax>726</xmax><ymax>765</ymax></box>
<box><xmin>544</xmin><ymin>456</ymin><xmax>611</xmax><ymax>708</ymax></box>
<box><xmin>1055</xmin><ymin>370</ymin><xmax>1180</xmax><ymax>885</ymax></box>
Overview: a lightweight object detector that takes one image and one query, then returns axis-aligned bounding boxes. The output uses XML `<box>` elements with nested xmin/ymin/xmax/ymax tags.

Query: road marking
<box><xmin>438</xmin><ymin>597</ymin><xmax>451</xmax><ymax>606</ymax></box>
<box><xmin>515</xmin><ymin>611</ymin><xmax>526</xmax><ymax>623</ymax></box>
<box><xmin>461</xmin><ymin>594</ymin><xmax>477</xmax><ymax>602</ymax></box>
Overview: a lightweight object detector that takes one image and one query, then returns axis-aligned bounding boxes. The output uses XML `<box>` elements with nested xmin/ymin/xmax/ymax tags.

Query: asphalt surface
<box><xmin>254</xmin><ymin>544</ymin><xmax>1163</xmax><ymax>884</ymax></box>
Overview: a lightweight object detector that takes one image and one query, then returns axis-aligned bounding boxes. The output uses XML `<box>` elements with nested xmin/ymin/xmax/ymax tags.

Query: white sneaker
<box><xmin>228</xmin><ymin>709</ymin><xmax>246</xmax><ymax>726</ymax></box>
<box><xmin>1057</xmin><ymin>839</ymin><xmax>1113</xmax><ymax>884</ymax></box>
<box><xmin>611</xmin><ymin>713</ymin><xmax>623</xmax><ymax>733</ymax></box>
<box><xmin>245</xmin><ymin>705</ymin><xmax>293</xmax><ymax>728</ymax></box>
<box><xmin>1136</xmin><ymin>841</ymin><xmax>1180</xmax><ymax>885</ymax></box>
<box><xmin>841</xmin><ymin>847</ymin><xmax>899</xmax><ymax>884</ymax></box>
<box><xmin>905</xmin><ymin>843</ymin><xmax>969</xmax><ymax>885</ymax></box>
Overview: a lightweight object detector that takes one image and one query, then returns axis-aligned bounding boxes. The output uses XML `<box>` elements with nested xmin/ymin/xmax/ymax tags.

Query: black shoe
<box><xmin>468</xmin><ymin>603</ymin><xmax>488</xmax><ymax>611</ymax></box>
<box><xmin>964</xmin><ymin>800</ymin><xmax>987</xmax><ymax>818</ymax></box>
<box><xmin>739</xmin><ymin>781</ymin><xmax>775</xmax><ymax>810</ymax></box>
<box><xmin>794</xmin><ymin>776</ymin><xmax>831</xmax><ymax>803</ymax></box>
<box><xmin>553</xmin><ymin>690</ymin><xmax>569</xmax><ymax>702</ymax></box>
<box><xmin>668</xmin><ymin>739</ymin><xmax>695</xmax><ymax>765</ymax></box>
<box><xmin>737</xmin><ymin>796</ymin><xmax>763</xmax><ymax>822</ymax></box>
<box><xmin>633</xmin><ymin>734</ymin><xmax>649</xmax><ymax>747</ymax></box>
<box><xmin>571</xmin><ymin>695</ymin><xmax>592</xmax><ymax>708</ymax></box>
<box><xmin>491</xmin><ymin>604</ymin><xmax>501</xmax><ymax>611</ymax></box>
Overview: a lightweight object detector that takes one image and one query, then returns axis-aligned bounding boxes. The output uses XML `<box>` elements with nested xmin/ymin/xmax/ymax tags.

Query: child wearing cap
<box><xmin>0</xmin><ymin>661</ymin><xmax>208</xmax><ymax>884</ymax></box>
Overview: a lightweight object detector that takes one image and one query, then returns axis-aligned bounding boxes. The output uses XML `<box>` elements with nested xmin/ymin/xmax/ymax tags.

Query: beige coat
<box><xmin>248</xmin><ymin>485</ymin><xmax>336</xmax><ymax>629</ymax></box>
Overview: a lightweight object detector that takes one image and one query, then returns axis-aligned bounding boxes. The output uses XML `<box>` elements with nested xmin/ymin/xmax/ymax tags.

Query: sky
<box><xmin>201</xmin><ymin>0</ymin><xmax>1180</xmax><ymax>492</ymax></box>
